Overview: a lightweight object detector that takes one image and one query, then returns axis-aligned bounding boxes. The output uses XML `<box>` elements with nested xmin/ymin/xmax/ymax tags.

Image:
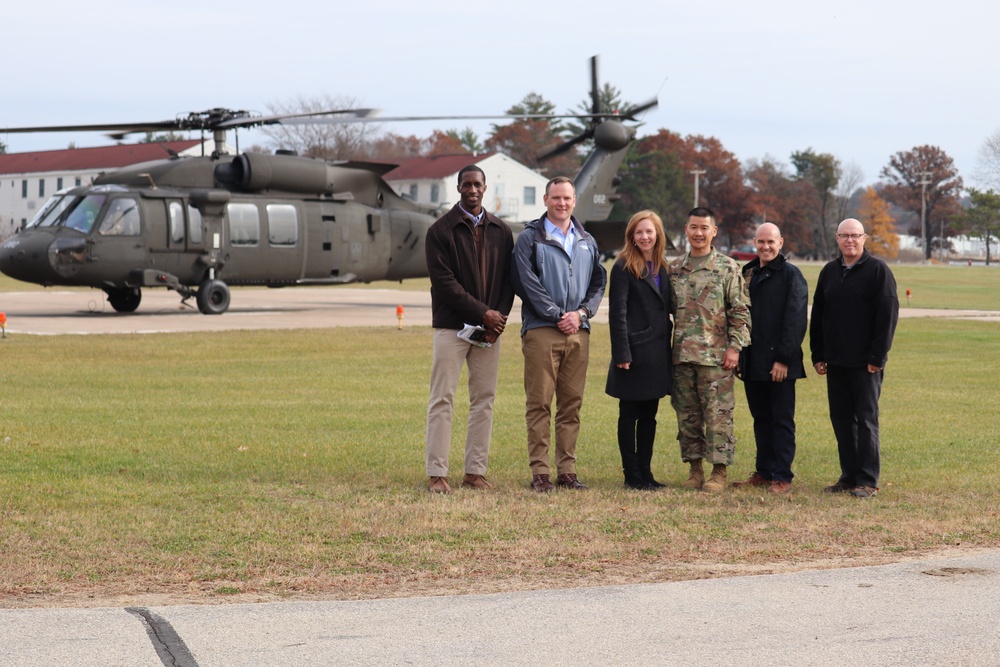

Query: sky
<box><xmin>4</xmin><ymin>0</ymin><xmax>999</xmax><ymax>190</ymax></box>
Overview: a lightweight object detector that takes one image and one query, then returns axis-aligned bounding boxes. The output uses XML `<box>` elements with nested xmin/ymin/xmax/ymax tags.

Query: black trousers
<box><xmin>617</xmin><ymin>399</ymin><xmax>660</xmax><ymax>484</ymax></box>
<box><xmin>743</xmin><ymin>379</ymin><xmax>797</xmax><ymax>483</ymax></box>
<box><xmin>826</xmin><ymin>365</ymin><xmax>883</xmax><ymax>488</ymax></box>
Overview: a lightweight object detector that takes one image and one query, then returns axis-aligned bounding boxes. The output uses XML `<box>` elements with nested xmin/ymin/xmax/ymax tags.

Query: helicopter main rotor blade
<box><xmin>215</xmin><ymin>108</ymin><xmax>380</xmax><ymax>129</ymax></box>
<box><xmin>0</xmin><ymin>121</ymin><xmax>185</xmax><ymax>135</ymax></box>
<box><xmin>276</xmin><ymin>112</ymin><xmax>640</xmax><ymax>127</ymax></box>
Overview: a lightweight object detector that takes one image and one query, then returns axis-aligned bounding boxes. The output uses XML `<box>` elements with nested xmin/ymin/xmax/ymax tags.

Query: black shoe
<box><xmin>624</xmin><ymin>478</ymin><xmax>655</xmax><ymax>490</ymax></box>
<box><xmin>643</xmin><ymin>477</ymin><xmax>667</xmax><ymax>489</ymax></box>
<box><xmin>823</xmin><ymin>481</ymin><xmax>855</xmax><ymax>494</ymax></box>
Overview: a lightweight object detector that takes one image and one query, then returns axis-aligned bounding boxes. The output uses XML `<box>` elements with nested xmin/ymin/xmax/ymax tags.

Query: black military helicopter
<box><xmin>0</xmin><ymin>58</ymin><xmax>655</xmax><ymax>314</ymax></box>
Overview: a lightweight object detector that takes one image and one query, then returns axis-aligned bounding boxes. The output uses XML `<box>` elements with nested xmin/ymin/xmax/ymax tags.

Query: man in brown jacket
<box><xmin>424</xmin><ymin>165</ymin><xmax>515</xmax><ymax>493</ymax></box>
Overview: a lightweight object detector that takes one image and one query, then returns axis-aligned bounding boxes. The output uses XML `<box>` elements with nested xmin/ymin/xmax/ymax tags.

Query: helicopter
<box><xmin>0</xmin><ymin>57</ymin><xmax>656</xmax><ymax>315</ymax></box>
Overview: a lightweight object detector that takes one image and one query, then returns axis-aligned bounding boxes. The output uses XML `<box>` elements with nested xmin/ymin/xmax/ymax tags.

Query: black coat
<box><xmin>810</xmin><ymin>249</ymin><xmax>899</xmax><ymax>369</ymax></box>
<box><xmin>605</xmin><ymin>259</ymin><xmax>673</xmax><ymax>401</ymax></box>
<box><xmin>739</xmin><ymin>254</ymin><xmax>808</xmax><ymax>381</ymax></box>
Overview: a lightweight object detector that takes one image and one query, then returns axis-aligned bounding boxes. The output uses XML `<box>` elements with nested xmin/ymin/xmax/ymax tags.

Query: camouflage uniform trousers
<box><xmin>670</xmin><ymin>362</ymin><xmax>737</xmax><ymax>466</ymax></box>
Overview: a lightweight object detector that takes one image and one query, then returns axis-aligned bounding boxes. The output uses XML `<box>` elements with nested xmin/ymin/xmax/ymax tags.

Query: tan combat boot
<box><xmin>682</xmin><ymin>459</ymin><xmax>705</xmax><ymax>490</ymax></box>
<box><xmin>702</xmin><ymin>464</ymin><xmax>728</xmax><ymax>493</ymax></box>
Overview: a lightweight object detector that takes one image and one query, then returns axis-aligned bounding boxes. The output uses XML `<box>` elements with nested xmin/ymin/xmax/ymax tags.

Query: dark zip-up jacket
<box><xmin>739</xmin><ymin>254</ymin><xmax>808</xmax><ymax>381</ymax></box>
<box><xmin>425</xmin><ymin>203</ymin><xmax>514</xmax><ymax>330</ymax></box>
<box><xmin>810</xmin><ymin>249</ymin><xmax>899</xmax><ymax>368</ymax></box>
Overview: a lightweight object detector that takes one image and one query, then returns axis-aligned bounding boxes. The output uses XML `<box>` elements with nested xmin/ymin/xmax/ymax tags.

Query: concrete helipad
<box><xmin>0</xmin><ymin>286</ymin><xmax>997</xmax><ymax>336</ymax></box>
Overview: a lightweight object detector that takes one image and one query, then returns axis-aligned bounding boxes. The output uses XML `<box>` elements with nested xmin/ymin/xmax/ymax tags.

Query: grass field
<box><xmin>0</xmin><ymin>296</ymin><xmax>1000</xmax><ymax>606</ymax></box>
<box><xmin>1</xmin><ymin>269</ymin><xmax>999</xmax><ymax>608</ymax></box>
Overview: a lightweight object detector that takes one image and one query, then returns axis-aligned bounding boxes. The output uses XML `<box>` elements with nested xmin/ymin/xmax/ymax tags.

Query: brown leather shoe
<box><xmin>462</xmin><ymin>473</ymin><xmax>491</xmax><ymax>489</ymax></box>
<box><xmin>428</xmin><ymin>476</ymin><xmax>451</xmax><ymax>494</ymax></box>
<box><xmin>556</xmin><ymin>473</ymin><xmax>588</xmax><ymax>490</ymax></box>
<box><xmin>531</xmin><ymin>474</ymin><xmax>555</xmax><ymax>492</ymax></box>
<box><xmin>732</xmin><ymin>472</ymin><xmax>771</xmax><ymax>488</ymax></box>
<box><xmin>768</xmin><ymin>480</ymin><xmax>792</xmax><ymax>494</ymax></box>
<box><xmin>850</xmin><ymin>485</ymin><xmax>878</xmax><ymax>498</ymax></box>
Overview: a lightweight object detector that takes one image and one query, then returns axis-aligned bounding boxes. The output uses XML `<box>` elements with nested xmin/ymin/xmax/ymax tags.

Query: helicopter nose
<box><xmin>0</xmin><ymin>231</ymin><xmax>61</xmax><ymax>284</ymax></box>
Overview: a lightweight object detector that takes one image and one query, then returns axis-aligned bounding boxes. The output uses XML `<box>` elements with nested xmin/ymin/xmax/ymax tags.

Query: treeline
<box><xmin>250</xmin><ymin>93</ymin><xmax>998</xmax><ymax>261</ymax></box>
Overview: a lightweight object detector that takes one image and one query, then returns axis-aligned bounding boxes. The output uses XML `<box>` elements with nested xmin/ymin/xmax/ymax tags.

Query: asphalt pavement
<box><xmin>2</xmin><ymin>550</ymin><xmax>999</xmax><ymax>666</ymax></box>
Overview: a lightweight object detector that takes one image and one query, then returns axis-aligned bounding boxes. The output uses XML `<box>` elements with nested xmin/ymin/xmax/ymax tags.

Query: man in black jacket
<box><xmin>810</xmin><ymin>218</ymin><xmax>899</xmax><ymax>499</ymax></box>
<box><xmin>734</xmin><ymin>223</ymin><xmax>808</xmax><ymax>494</ymax></box>
<box><xmin>424</xmin><ymin>165</ymin><xmax>515</xmax><ymax>494</ymax></box>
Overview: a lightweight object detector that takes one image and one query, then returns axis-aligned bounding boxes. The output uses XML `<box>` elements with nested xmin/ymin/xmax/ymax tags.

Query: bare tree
<box><xmin>260</xmin><ymin>94</ymin><xmax>380</xmax><ymax>160</ymax></box>
<box><xmin>834</xmin><ymin>161</ymin><xmax>865</xmax><ymax>223</ymax></box>
<box><xmin>974</xmin><ymin>128</ymin><xmax>1000</xmax><ymax>190</ymax></box>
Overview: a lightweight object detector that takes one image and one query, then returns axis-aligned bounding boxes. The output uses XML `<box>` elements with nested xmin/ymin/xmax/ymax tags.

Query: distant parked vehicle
<box><xmin>729</xmin><ymin>245</ymin><xmax>757</xmax><ymax>261</ymax></box>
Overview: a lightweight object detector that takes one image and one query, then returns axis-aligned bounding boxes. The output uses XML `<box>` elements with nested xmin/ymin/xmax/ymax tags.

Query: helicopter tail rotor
<box><xmin>537</xmin><ymin>55</ymin><xmax>658</xmax><ymax>162</ymax></box>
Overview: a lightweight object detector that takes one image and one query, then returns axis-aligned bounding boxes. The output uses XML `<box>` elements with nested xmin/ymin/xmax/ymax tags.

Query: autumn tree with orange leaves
<box><xmin>857</xmin><ymin>186</ymin><xmax>899</xmax><ymax>260</ymax></box>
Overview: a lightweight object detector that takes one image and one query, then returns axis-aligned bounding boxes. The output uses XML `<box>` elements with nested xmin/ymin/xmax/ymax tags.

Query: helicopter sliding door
<box><xmin>222</xmin><ymin>201</ymin><xmax>304</xmax><ymax>284</ymax></box>
<box><xmin>144</xmin><ymin>198</ymin><xmax>206</xmax><ymax>282</ymax></box>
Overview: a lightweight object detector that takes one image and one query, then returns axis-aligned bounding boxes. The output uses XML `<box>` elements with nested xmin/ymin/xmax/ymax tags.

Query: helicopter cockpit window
<box><xmin>227</xmin><ymin>203</ymin><xmax>260</xmax><ymax>247</ymax></box>
<box><xmin>266</xmin><ymin>204</ymin><xmax>298</xmax><ymax>246</ymax></box>
<box><xmin>28</xmin><ymin>193</ymin><xmax>72</xmax><ymax>228</ymax></box>
<box><xmin>98</xmin><ymin>198</ymin><xmax>141</xmax><ymax>236</ymax></box>
<box><xmin>63</xmin><ymin>194</ymin><xmax>107</xmax><ymax>234</ymax></box>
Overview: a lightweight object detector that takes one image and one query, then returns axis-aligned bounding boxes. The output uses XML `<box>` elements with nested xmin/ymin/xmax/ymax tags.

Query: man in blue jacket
<box><xmin>810</xmin><ymin>218</ymin><xmax>898</xmax><ymax>499</ymax></box>
<box><xmin>512</xmin><ymin>176</ymin><xmax>607</xmax><ymax>492</ymax></box>
<box><xmin>734</xmin><ymin>223</ymin><xmax>808</xmax><ymax>495</ymax></box>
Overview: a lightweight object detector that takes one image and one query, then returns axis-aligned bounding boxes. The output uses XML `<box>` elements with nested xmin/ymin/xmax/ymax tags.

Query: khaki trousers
<box><xmin>521</xmin><ymin>326</ymin><xmax>590</xmax><ymax>476</ymax></box>
<box><xmin>425</xmin><ymin>328</ymin><xmax>502</xmax><ymax>477</ymax></box>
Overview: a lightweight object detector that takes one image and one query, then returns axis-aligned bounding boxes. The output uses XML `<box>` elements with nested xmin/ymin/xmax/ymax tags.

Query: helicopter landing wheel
<box><xmin>196</xmin><ymin>279</ymin><xmax>231</xmax><ymax>315</ymax></box>
<box><xmin>106</xmin><ymin>287</ymin><xmax>142</xmax><ymax>313</ymax></box>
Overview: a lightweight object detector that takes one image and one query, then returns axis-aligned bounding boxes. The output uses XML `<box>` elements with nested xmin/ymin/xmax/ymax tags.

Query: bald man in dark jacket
<box><xmin>735</xmin><ymin>223</ymin><xmax>808</xmax><ymax>495</ymax></box>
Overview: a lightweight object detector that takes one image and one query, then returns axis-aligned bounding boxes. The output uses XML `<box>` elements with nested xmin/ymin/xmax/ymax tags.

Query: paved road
<box><xmin>1</xmin><ymin>550</ymin><xmax>999</xmax><ymax>666</ymax></box>
<box><xmin>1</xmin><ymin>287</ymin><xmax>997</xmax><ymax>336</ymax></box>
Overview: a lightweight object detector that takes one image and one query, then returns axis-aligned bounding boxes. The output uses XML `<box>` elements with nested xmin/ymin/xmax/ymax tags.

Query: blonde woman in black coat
<box><xmin>605</xmin><ymin>211</ymin><xmax>674</xmax><ymax>489</ymax></box>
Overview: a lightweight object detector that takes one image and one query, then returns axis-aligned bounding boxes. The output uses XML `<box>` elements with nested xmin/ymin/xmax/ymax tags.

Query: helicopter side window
<box><xmin>98</xmin><ymin>198</ymin><xmax>140</xmax><ymax>236</ymax></box>
<box><xmin>169</xmin><ymin>202</ymin><xmax>185</xmax><ymax>244</ymax></box>
<box><xmin>63</xmin><ymin>194</ymin><xmax>107</xmax><ymax>234</ymax></box>
<box><xmin>188</xmin><ymin>206</ymin><xmax>203</xmax><ymax>245</ymax></box>
<box><xmin>227</xmin><ymin>203</ymin><xmax>259</xmax><ymax>246</ymax></box>
<box><xmin>266</xmin><ymin>204</ymin><xmax>298</xmax><ymax>246</ymax></box>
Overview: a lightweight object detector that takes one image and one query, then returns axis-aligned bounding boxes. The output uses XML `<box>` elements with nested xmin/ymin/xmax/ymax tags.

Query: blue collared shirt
<box><xmin>544</xmin><ymin>217</ymin><xmax>576</xmax><ymax>255</ymax></box>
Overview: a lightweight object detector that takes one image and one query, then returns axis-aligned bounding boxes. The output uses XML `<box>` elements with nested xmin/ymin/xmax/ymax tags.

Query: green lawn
<box><xmin>1</xmin><ymin>307</ymin><xmax>998</xmax><ymax>607</ymax></box>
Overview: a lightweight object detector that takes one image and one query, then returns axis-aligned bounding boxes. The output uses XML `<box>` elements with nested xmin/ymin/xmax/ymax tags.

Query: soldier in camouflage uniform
<box><xmin>668</xmin><ymin>207</ymin><xmax>751</xmax><ymax>492</ymax></box>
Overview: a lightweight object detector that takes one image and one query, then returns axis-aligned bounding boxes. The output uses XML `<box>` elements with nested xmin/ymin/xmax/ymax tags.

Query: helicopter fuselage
<box><xmin>0</xmin><ymin>152</ymin><xmax>431</xmax><ymax>313</ymax></box>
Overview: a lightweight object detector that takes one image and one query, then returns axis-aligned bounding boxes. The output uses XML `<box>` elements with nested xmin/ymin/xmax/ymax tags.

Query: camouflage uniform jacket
<box><xmin>668</xmin><ymin>247</ymin><xmax>751</xmax><ymax>366</ymax></box>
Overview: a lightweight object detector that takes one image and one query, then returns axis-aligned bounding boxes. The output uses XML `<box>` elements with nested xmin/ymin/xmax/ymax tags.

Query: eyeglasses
<box><xmin>836</xmin><ymin>233</ymin><xmax>866</xmax><ymax>240</ymax></box>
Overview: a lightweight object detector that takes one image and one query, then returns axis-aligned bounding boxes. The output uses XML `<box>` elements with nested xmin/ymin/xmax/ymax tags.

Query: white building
<box><xmin>0</xmin><ymin>140</ymin><xmax>221</xmax><ymax>240</ymax></box>
<box><xmin>383</xmin><ymin>153</ymin><xmax>549</xmax><ymax>222</ymax></box>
